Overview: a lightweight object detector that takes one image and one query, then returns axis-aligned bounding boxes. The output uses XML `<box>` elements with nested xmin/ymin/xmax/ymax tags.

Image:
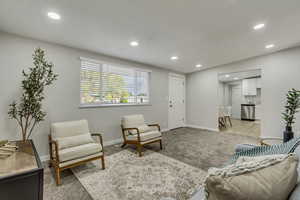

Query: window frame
<box><xmin>79</xmin><ymin>57</ymin><xmax>151</xmax><ymax>108</ymax></box>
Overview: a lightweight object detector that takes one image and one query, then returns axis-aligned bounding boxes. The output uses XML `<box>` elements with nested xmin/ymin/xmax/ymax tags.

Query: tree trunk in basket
<box><xmin>17</xmin><ymin>140</ymin><xmax>33</xmax><ymax>155</ymax></box>
<box><xmin>22</xmin><ymin>129</ymin><xmax>27</xmax><ymax>142</ymax></box>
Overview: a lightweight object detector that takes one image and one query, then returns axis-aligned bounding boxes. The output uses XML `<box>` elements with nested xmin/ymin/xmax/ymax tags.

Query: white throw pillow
<box><xmin>57</xmin><ymin>133</ymin><xmax>94</xmax><ymax>149</ymax></box>
<box><xmin>205</xmin><ymin>154</ymin><xmax>298</xmax><ymax>200</ymax></box>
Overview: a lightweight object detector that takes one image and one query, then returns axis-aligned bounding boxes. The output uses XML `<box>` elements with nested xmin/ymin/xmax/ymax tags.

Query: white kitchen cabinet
<box><xmin>256</xmin><ymin>78</ymin><xmax>262</xmax><ymax>88</ymax></box>
<box><xmin>242</xmin><ymin>78</ymin><xmax>257</xmax><ymax>96</ymax></box>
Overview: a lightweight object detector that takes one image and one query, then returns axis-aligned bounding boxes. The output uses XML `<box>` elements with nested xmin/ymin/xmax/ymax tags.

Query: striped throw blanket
<box><xmin>228</xmin><ymin>136</ymin><xmax>300</xmax><ymax>164</ymax></box>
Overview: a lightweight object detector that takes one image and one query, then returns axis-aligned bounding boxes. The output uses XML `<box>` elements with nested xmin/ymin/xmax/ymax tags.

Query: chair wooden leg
<box><xmin>222</xmin><ymin>117</ymin><xmax>227</xmax><ymax>128</ymax></box>
<box><xmin>228</xmin><ymin>116</ymin><xmax>232</xmax><ymax>127</ymax></box>
<box><xmin>121</xmin><ymin>143</ymin><xmax>127</xmax><ymax>148</ymax></box>
<box><xmin>159</xmin><ymin>140</ymin><xmax>163</xmax><ymax>150</ymax></box>
<box><xmin>219</xmin><ymin>117</ymin><xmax>225</xmax><ymax>128</ymax></box>
<box><xmin>48</xmin><ymin>161</ymin><xmax>52</xmax><ymax>168</ymax></box>
<box><xmin>218</xmin><ymin>117</ymin><xmax>222</xmax><ymax>128</ymax></box>
<box><xmin>101</xmin><ymin>156</ymin><xmax>105</xmax><ymax>170</ymax></box>
<box><xmin>55</xmin><ymin>167</ymin><xmax>61</xmax><ymax>186</ymax></box>
<box><xmin>137</xmin><ymin>144</ymin><xmax>143</xmax><ymax>157</ymax></box>
<box><xmin>224</xmin><ymin>117</ymin><xmax>228</xmax><ymax>126</ymax></box>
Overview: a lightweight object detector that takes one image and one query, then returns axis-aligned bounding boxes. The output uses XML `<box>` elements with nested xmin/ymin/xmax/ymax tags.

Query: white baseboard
<box><xmin>40</xmin><ymin>129</ymin><xmax>170</xmax><ymax>162</ymax></box>
<box><xmin>40</xmin><ymin>154</ymin><xmax>50</xmax><ymax>162</ymax></box>
<box><xmin>103</xmin><ymin>138</ymin><xmax>123</xmax><ymax>146</ymax></box>
<box><xmin>185</xmin><ymin>124</ymin><xmax>219</xmax><ymax>132</ymax></box>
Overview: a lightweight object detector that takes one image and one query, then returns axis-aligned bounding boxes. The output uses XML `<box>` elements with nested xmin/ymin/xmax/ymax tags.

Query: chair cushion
<box><xmin>59</xmin><ymin>143</ymin><xmax>102</xmax><ymax>162</ymax></box>
<box><xmin>59</xmin><ymin>152</ymin><xmax>103</xmax><ymax>167</ymax></box>
<box><xmin>122</xmin><ymin>115</ymin><xmax>146</xmax><ymax>129</ymax></box>
<box><xmin>137</xmin><ymin>125</ymin><xmax>151</xmax><ymax>133</ymax></box>
<box><xmin>57</xmin><ymin>134</ymin><xmax>94</xmax><ymax>150</ymax></box>
<box><xmin>128</xmin><ymin>125</ymin><xmax>151</xmax><ymax>135</ymax></box>
<box><xmin>51</xmin><ymin>119</ymin><xmax>89</xmax><ymax>138</ymax></box>
<box><xmin>127</xmin><ymin>130</ymin><xmax>162</xmax><ymax>141</ymax></box>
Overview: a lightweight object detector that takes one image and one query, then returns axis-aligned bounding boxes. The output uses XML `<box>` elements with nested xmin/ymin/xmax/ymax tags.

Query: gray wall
<box><xmin>218</xmin><ymin>82</ymin><xmax>231</xmax><ymax>106</ymax></box>
<box><xmin>187</xmin><ymin>46</ymin><xmax>300</xmax><ymax>138</ymax></box>
<box><xmin>0</xmin><ymin>32</ymin><xmax>174</xmax><ymax>157</ymax></box>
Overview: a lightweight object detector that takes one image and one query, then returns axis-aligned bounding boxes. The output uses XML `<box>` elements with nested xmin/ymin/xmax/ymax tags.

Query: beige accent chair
<box><xmin>49</xmin><ymin>119</ymin><xmax>105</xmax><ymax>185</ymax></box>
<box><xmin>121</xmin><ymin>114</ymin><xmax>162</xmax><ymax>157</ymax></box>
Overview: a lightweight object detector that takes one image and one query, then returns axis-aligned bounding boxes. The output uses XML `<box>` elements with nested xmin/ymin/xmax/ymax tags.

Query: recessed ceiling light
<box><xmin>196</xmin><ymin>64</ymin><xmax>202</xmax><ymax>68</ymax></box>
<box><xmin>47</xmin><ymin>12</ymin><xmax>61</xmax><ymax>20</ymax></box>
<box><xmin>233</xmin><ymin>77</ymin><xmax>239</xmax><ymax>80</ymax></box>
<box><xmin>253</xmin><ymin>23</ymin><xmax>265</xmax><ymax>30</ymax></box>
<box><xmin>265</xmin><ymin>44</ymin><xmax>275</xmax><ymax>49</ymax></box>
<box><xmin>130</xmin><ymin>41</ymin><xmax>139</xmax><ymax>47</ymax></box>
<box><xmin>225</xmin><ymin>74</ymin><xmax>230</xmax><ymax>78</ymax></box>
<box><xmin>170</xmin><ymin>56</ymin><xmax>178</xmax><ymax>60</ymax></box>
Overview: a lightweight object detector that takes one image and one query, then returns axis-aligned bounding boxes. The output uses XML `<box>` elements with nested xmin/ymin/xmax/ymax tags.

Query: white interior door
<box><xmin>168</xmin><ymin>74</ymin><xmax>185</xmax><ymax>129</ymax></box>
<box><xmin>231</xmin><ymin>85</ymin><xmax>242</xmax><ymax>119</ymax></box>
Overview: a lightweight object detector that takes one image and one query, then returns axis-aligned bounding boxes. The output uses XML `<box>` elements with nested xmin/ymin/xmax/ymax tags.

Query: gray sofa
<box><xmin>162</xmin><ymin>143</ymin><xmax>300</xmax><ymax>200</ymax></box>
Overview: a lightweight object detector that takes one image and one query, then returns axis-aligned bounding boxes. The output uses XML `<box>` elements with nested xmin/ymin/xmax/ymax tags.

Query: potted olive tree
<box><xmin>282</xmin><ymin>88</ymin><xmax>300</xmax><ymax>142</ymax></box>
<box><xmin>8</xmin><ymin>48</ymin><xmax>58</xmax><ymax>142</ymax></box>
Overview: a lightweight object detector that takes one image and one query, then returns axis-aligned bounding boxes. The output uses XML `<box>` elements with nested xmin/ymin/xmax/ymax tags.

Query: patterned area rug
<box><xmin>72</xmin><ymin>150</ymin><xmax>207</xmax><ymax>200</ymax></box>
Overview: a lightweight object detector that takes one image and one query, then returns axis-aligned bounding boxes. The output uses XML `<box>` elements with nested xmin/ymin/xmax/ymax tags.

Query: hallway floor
<box><xmin>219</xmin><ymin>119</ymin><xmax>260</xmax><ymax>138</ymax></box>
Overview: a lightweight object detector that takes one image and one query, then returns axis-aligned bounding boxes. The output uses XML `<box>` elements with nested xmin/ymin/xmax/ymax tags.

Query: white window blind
<box><xmin>80</xmin><ymin>59</ymin><xmax>150</xmax><ymax>106</ymax></box>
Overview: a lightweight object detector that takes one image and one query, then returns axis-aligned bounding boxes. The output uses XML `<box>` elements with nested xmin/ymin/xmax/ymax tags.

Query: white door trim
<box><xmin>168</xmin><ymin>73</ymin><xmax>186</xmax><ymax>130</ymax></box>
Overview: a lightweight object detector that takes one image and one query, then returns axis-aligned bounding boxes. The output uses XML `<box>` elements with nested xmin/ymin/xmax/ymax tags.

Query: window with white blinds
<box><xmin>80</xmin><ymin>58</ymin><xmax>150</xmax><ymax>106</ymax></box>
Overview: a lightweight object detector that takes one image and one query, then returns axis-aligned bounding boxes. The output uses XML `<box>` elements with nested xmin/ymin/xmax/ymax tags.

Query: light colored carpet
<box><xmin>72</xmin><ymin>150</ymin><xmax>207</xmax><ymax>200</ymax></box>
<box><xmin>44</xmin><ymin>128</ymin><xmax>258</xmax><ymax>200</ymax></box>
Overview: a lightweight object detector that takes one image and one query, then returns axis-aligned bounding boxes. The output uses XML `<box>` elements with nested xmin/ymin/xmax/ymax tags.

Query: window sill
<box><xmin>79</xmin><ymin>103</ymin><xmax>152</xmax><ymax>109</ymax></box>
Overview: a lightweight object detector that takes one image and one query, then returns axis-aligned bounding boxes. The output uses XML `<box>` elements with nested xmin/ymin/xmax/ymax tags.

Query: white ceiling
<box><xmin>0</xmin><ymin>0</ymin><xmax>300</xmax><ymax>73</ymax></box>
<box><xmin>219</xmin><ymin>69</ymin><xmax>261</xmax><ymax>82</ymax></box>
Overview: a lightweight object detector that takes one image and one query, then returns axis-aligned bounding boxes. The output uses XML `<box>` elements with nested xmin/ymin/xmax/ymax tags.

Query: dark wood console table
<box><xmin>0</xmin><ymin>140</ymin><xmax>43</xmax><ymax>200</ymax></box>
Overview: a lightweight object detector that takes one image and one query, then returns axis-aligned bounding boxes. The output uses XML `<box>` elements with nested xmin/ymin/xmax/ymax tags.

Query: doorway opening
<box><xmin>218</xmin><ymin>69</ymin><xmax>261</xmax><ymax>138</ymax></box>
